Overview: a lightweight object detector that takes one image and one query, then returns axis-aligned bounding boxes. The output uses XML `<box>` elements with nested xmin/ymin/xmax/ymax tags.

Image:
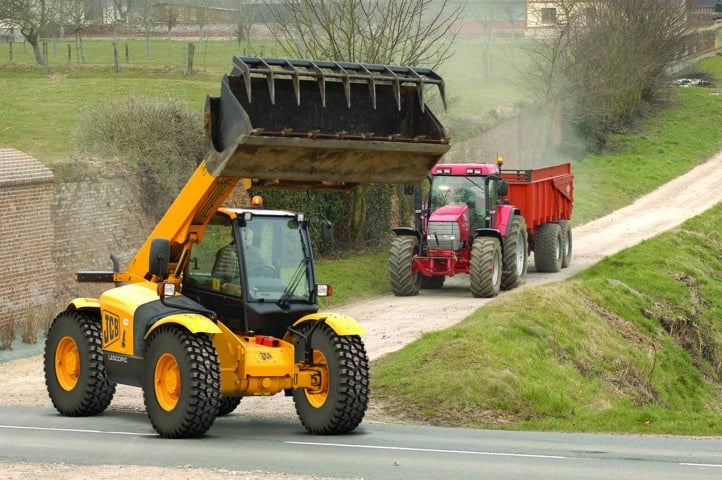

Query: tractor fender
<box><xmin>144</xmin><ymin>312</ymin><xmax>222</xmax><ymax>340</ymax></box>
<box><xmin>287</xmin><ymin>313</ymin><xmax>366</xmax><ymax>338</ymax></box>
<box><xmin>392</xmin><ymin>226</ymin><xmax>422</xmax><ymax>243</ymax></box>
<box><xmin>473</xmin><ymin>227</ymin><xmax>503</xmax><ymax>244</ymax></box>
<box><xmin>494</xmin><ymin>205</ymin><xmax>522</xmax><ymax>237</ymax></box>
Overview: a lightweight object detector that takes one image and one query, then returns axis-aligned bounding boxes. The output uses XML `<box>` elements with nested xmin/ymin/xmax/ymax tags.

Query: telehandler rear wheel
<box><xmin>389</xmin><ymin>236</ymin><xmax>421</xmax><ymax>296</ymax></box>
<box><xmin>470</xmin><ymin>237</ymin><xmax>502</xmax><ymax>298</ymax></box>
<box><xmin>142</xmin><ymin>326</ymin><xmax>221</xmax><ymax>438</ymax></box>
<box><xmin>501</xmin><ymin>215</ymin><xmax>528</xmax><ymax>290</ymax></box>
<box><xmin>44</xmin><ymin>310</ymin><xmax>116</xmax><ymax>416</ymax></box>
<box><xmin>293</xmin><ymin>323</ymin><xmax>369</xmax><ymax>434</ymax></box>
<box><xmin>217</xmin><ymin>396</ymin><xmax>242</xmax><ymax>416</ymax></box>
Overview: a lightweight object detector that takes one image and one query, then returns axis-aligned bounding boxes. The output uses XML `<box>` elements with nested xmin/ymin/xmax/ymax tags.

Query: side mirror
<box><xmin>149</xmin><ymin>238</ymin><xmax>170</xmax><ymax>277</ymax></box>
<box><xmin>321</xmin><ymin>220</ymin><xmax>334</xmax><ymax>242</ymax></box>
<box><xmin>498</xmin><ymin>180</ymin><xmax>508</xmax><ymax>197</ymax></box>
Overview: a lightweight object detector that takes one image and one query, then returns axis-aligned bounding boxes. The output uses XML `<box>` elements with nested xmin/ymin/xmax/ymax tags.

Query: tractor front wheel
<box><xmin>142</xmin><ymin>326</ymin><xmax>220</xmax><ymax>438</ymax></box>
<box><xmin>389</xmin><ymin>236</ymin><xmax>421</xmax><ymax>296</ymax></box>
<box><xmin>293</xmin><ymin>323</ymin><xmax>369</xmax><ymax>434</ymax></box>
<box><xmin>44</xmin><ymin>310</ymin><xmax>116</xmax><ymax>416</ymax></box>
<box><xmin>470</xmin><ymin>237</ymin><xmax>502</xmax><ymax>298</ymax></box>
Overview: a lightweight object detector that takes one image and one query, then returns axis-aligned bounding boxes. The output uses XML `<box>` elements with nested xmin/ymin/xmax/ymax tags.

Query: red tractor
<box><xmin>390</xmin><ymin>160</ymin><xmax>574</xmax><ymax>297</ymax></box>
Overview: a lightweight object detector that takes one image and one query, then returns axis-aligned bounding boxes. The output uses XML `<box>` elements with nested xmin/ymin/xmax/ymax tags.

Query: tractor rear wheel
<box><xmin>389</xmin><ymin>236</ymin><xmax>421</xmax><ymax>296</ymax></box>
<box><xmin>535</xmin><ymin>223</ymin><xmax>563</xmax><ymax>272</ymax></box>
<box><xmin>44</xmin><ymin>310</ymin><xmax>116</xmax><ymax>416</ymax></box>
<box><xmin>501</xmin><ymin>215</ymin><xmax>528</xmax><ymax>290</ymax></box>
<box><xmin>142</xmin><ymin>326</ymin><xmax>220</xmax><ymax>438</ymax></box>
<box><xmin>470</xmin><ymin>237</ymin><xmax>502</xmax><ymax>298</ymax></box>
<box><xmin>560</xmin><ymin>220</ymin><xmax>573</xmax><ymax>268</ymax></box>
<box><xmin>293</xmin><ymin>323</ymin><xmax>369</xmax><ymax>434</ymax></box>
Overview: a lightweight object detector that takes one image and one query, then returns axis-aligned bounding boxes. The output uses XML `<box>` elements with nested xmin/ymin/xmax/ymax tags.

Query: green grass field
<box><xmin>3</xmin><ymin>37</ymin><xmax>722</xmax><ymax>435</ymax></box>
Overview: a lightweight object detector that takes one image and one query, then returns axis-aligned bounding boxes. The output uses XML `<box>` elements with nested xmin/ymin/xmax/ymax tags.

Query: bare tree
<box><xmin>266</xmin><ymin>0</ymin><xmax>462</xmax><ymax>67</ymax></box>
<box><xmin>265</xmin><ymin>0</ymin><xmax>462</xmax><ymax>246</ymax></box>
<box><xmin>137</xmin><ymin>0</ymin><xmax>158</xmax><ymax>58</ymax></box>
<box><xmin>525</xmin><ymin>0</ymin><xmax>688</xmax><ymax>150</ymax></box>
<box><xmin>1</xmin><ymin>0</ymin><xmax>56</xmax><ymax>65</ymax></box>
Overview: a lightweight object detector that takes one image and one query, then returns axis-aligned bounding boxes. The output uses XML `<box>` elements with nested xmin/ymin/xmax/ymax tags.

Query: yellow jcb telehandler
<box><xmin>43</xmin><ymin>57</ymin><xmax>450</xmax><ymax>438</ymax></box>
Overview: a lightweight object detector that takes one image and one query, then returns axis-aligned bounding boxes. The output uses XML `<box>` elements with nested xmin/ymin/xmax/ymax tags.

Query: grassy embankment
<box><xmin>3</xmin><ymin>40</ymin><xmax>722</xmax><ymax>434</ymax></box>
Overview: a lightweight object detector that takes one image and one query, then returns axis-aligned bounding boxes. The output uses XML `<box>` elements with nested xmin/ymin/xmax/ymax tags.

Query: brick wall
<box><xmin>0</xmin><ymin>149</ymin><xmax>55</xmax><ymax>331</ymax></box>
<box><xmin>1</xmin><ymin>150</ymin><xmax>252</xmax><ymax>335</ymax></box>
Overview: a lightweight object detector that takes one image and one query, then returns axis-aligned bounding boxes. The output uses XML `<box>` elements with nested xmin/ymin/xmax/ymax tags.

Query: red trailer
<box><xmin>390</xmin><ymin>161</ymin><xmax>574</xmax><ymax>298</ymax></box>
<box><xmin>501</xmin><ymin>163</ymin><xmax>574</xmax><ymax>271</ymax></box>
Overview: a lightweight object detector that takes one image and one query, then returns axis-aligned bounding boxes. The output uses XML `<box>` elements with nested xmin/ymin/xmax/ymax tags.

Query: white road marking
<box><xmin>285</xmin><ymin>440</ymin><xmax>566</xmax><ymax>459</ymax></box>
<box><xmin>0</xmin><ymin>424</ymin><xmax>155</xmax><ymax>436</ymax></box>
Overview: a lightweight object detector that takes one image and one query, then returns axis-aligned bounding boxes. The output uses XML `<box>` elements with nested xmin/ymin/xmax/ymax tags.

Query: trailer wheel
<box><xmin>142</xmin><ymin>326</ymin><xmax>220</xmax><ymax>438</ymax></box>
<box><xmin>559</xmin><ymin>220</ymin><xmax>573</xmax><ymax>268</ymax></box>
<box><xmin>470</xmin><ymin>237</ymin><xmax>502</xmax><ymax>298</ymax></box>
<box><xmin>44</xmin><ymin>310</ymin><xmax>116</xmax><ymax>416</ymax></box>
<box><xmin>501</xmin><ymin>215</ymin><xmax>528</xmax><ymax>290</ymax></box>
<box><xmin>421</xmin><ymin>275</ymin><xmax>445</xmax><ymax>289</ymax></box>
<box><xmin>293</xmin><ymin>323</ymin><xmax>369</xmax><ymax>434</ymax></box>
<box><xmin>389</xmin><ymin>236</ymin><xmax>421</xmax><ymax>296</ymax></box>
<box><xmin>535</xmin><ymin>223</ymin><xmax>563</xmax><ymax>272</ymax></box>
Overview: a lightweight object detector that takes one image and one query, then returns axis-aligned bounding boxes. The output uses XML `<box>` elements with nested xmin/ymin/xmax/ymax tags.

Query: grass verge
<box><xmin>372</xmin><ymin>203</ymin><xmax>722</xmax><ymax>434</ymax></box>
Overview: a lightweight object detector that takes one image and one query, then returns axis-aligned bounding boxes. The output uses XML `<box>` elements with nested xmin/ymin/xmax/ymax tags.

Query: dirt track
<box><xmin>2</xmin><ymin>153</ymin><xmax>722</xmax><ymax>479</ymax></box>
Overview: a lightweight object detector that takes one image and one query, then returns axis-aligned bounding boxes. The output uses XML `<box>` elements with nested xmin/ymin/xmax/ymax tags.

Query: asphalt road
<box><xmin>1</xmin><ymin>405</ymin><xmax>721</xmax><ymax>479</ymax></box>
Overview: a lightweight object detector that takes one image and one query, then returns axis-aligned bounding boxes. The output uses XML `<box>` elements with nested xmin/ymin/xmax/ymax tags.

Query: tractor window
<box><xmin>240</xmin><ymin>215</ymin><xmax>311</xmax><ymax>303</ymax></box>
<box><xmin>430</xmin><ymin>176</ymin><xmax>486</xmax><ymax>226</ymax></box>
<box><xmin>185</xmin><ymin>214</ymin><xmax>242</xmax><ymax>296</ymax></box>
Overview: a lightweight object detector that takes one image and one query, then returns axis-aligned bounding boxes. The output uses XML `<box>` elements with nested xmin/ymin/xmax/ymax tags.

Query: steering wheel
<box><xmin>248</xmin><ymin>264</ymin><xmax>277</xmax><ymax>278</ymax></box>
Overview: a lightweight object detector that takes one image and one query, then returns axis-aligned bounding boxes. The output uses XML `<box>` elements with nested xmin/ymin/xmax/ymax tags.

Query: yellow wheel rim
<box><xmin>154</xmin><ymin>353</ymin><xmax>181</xmax><ymax>411</ymax></box>
<box><xmin>55</xmin><ymin>336</ymin><xmax>80</xmax><ymax>391</ymax></box>
<box><xmin>305</xmin><ymin>349</ymin><xmax>330</xmax><ymax>408</ymax></box>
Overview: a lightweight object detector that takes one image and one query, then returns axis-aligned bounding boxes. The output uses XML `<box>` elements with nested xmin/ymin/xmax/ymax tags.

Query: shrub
<box><xmin>73</xmin><ymin>95</ymin><xmax>203</xmax><ymax>219</ymax></box>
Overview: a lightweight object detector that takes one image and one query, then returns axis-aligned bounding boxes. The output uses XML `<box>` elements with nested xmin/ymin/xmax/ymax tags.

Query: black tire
<box><xmin>560</xmin><ymin>220</ymin><xmax>573</xmax><ymax>268</ymax></box>
<box><xmin>389</xmin><ymin>236</ymin><xmax>421</xmax><ymax>296</ymax></box>
<box><xmin>420</xmin><ymin>275</ymin><xmax>445</xmax><ymax>289</ymax></box>
<box><xmin>535</xmin><ymin>223</ymin><xmax>563</xmax><ymax>273</ymax></box>
<box><xmin>217</xmin><ymin>396</ymin><xmax>242</xmax><ymax>416</ymax></box>
<box><xmin>293</xmin><ymin>323</ymin><xmax>369</xmax><ymax>435</ymax></box>
<box><xmin>470</xmin><ymin>237</ymin><xmax>502</xmax><ymax>298</ymax></box>
<box><xmin>44</xmin><ymin>310</ymin><xmax>116</xmax><ymax>416</ymax></box>
<box><xmin>501</xmin><ymin>215</ymin><xmax>528</xmax><ymax>290</ymax></box>
<box><xmin>142</xmin><ymin>326</ymin><xmax>221</xmax><ymax>438</ymax></box>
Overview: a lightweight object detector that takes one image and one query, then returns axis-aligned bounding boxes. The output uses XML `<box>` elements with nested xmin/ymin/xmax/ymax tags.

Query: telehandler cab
<box><xmin>43</xmin><ymin>57</ymin><xmax>450</xmax><ymax>437</ymax></box>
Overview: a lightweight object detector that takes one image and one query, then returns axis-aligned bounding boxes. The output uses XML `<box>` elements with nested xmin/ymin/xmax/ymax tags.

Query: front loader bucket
<box><xmin>204</xmin><ymin>57</ymin><xmax>450</xmax><ymax>190</ymax></box>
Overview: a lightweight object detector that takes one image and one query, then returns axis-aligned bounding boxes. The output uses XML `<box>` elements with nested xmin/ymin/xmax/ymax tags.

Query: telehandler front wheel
<box><xmin>44</xmin><ymin>310</ymin><xmax>116</xmax><ymax>416</ymax></box>
<box><xmin>293</xmin><ymin>323</ymin><xmax>370</xmax><ymax>434</ymax></box>
<box><xmin>142</xmin><ymin>326</ymin><xmax>221</xmax><ymax>438</ymax></box>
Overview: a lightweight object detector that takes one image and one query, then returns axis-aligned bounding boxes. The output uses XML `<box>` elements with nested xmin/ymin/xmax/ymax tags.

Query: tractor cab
<box><xmin>182</xmin><ymin>204</ymin><xmax>326</xmax><ymax>338</ymax></box>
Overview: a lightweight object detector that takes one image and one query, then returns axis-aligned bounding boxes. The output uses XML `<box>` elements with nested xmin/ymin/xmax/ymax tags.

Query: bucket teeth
<box><xmin>205</xmin><ymin>57</ymin><xmax>450</xmax><ymax>189</ymax></box>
